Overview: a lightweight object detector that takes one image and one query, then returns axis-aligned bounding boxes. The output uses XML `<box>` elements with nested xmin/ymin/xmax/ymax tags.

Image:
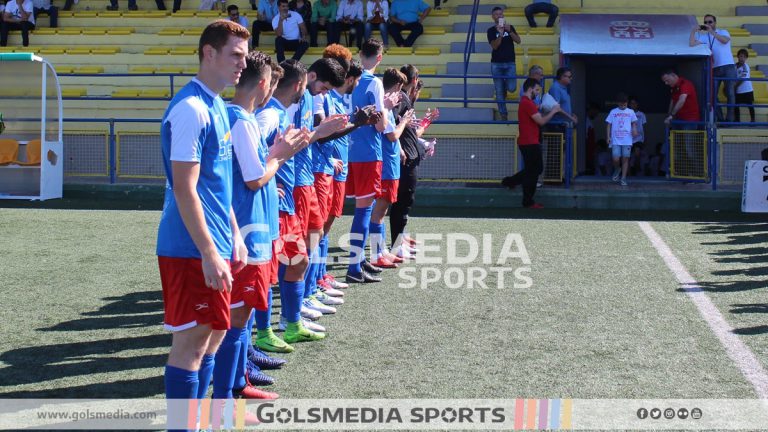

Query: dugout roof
<box><xmin>559</xmin><ymin>14</ymin><xmax>712</xmax><ymax>57</ymax></box>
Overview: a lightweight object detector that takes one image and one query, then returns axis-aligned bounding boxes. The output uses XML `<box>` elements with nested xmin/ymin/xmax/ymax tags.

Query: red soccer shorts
<box><xmin>277</xmin><ymin>211</ymin><xmax>308</xmax><ymax>266</ymax></box>
<box><xmin>346</xmin><ymin>161</ymin><xmax>382</xmax><ymax>200</ymax></box>
<box><xmin>313</xmin><ymin>172</ymin><xmax>333</xmax><ymax>222</ymax></box>
<box><xmin>379</xmin><ymin>179</ymin><xmax>399</xmax><ymax>204</ymax></box>
<box><xmin>329</xmin><ymin>179</ymin><xmax>346</xmax><ymax>218</ymax></box>
<box><xmin>293</xmin><ymin>185</ymin><xmax>324</xmax><ymax>234</ymax></box>
<box><xmin>231</xmin><ymin>262</ymin><xmax>271</xmax><ymax>311</ymax></box>
<box><xmin>158</xmin><ymin>256</ymin><xmax>231</xmax><ymax>331</ymax></box>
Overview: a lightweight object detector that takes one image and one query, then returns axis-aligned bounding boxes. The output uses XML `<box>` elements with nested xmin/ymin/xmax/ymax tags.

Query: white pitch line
<box><xmin>638</xmin><ymin>221</ymin><xmax>768</xmax><ymax>399</ymax></box>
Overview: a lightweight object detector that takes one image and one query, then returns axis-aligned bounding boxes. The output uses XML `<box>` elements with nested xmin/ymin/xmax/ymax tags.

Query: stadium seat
<box><xmin>184</xmin><ymin>28</ymin><xmax>203</xmax><ymax>36</ymax></box>
<box><xmin>0</xmin><ymin>47</ymin><xmax>14</xmax><ymax>53</ymax></box>
<box><xmin>172</xmin><ymin>10</ymin><xmax>196</xmax><ymax>17</ymax></box>
<box><xmin>728</xmin><ymin>28</ymin><xmax>751</xmax><ymax>37</ymax></box>
<box><xmin>415</xmin><ymin>47</ymin><xmax>441</xmax><ymax>55</ymax></box>
<box><xmin>66</xmin><ymin>47</ymin><xmax>91</xmax><ymax>55</ymax></box>
<box><xmin>33</xmin><ymin>28</ymin><xmax>56</xmax><ymax>35</ymax></box>
<box><xmin>430</xmin><ymin>9</ymin><xmax>448</xmax><ymax>17</ymax></box>
<box><xmin>528</xmin><ymin>56</ymin><xmax>554</xmax><ymax>75</ymax></box>
<box><xmin>75</xmin><ymin>66</ymin><xmax>104</xmax><ymax>74</ymax></box>
<box><xmin>419</xmin><ymin>66</ymin><xmax>437</xmax><ymax>75</ymax></box>
<box><xmin>83</xmin><ymin>28</ymin><xmax>108</xmax><ymax>35</ymax></box>
<box><xmin>197</xmin><ymin>11</ymin><xmax>222</xmax><ymax>18</ymax></box>
<box><xmin>0</xmin><ymin>139</ymin><xmax>19</xmax><ymax>165</ymax></box>
<box><xmin>99</xmin><ymin>11</ymin><xmax>121</xmax><ymax>18</ymax></box>
<box><xmin>112</xmin><ymin>89</ymin><xmax>140</xmax><ymax>98</ymax></box>
<box><xmin>107</xmin><ymin>28</ymin><xmax>134</xmax><ymax>35</ymax></box>
<box><xmin>159</xmin><ymin>28</ymin><xmax>184</xmax><ymax>36</ymax></box>
<box><xmin>55</xmin><ymin>66</ymin><xmax>75</xmax><ymax>74</ymax></box>
<box><xmin>169</xmin><ymin>47</ymin><xmax>197</xmax><ymax>55</ymax></box>
<box><xmin>141</xmin><ymin>89</ymin><xmax>170</xmax><ymax>98</ymax></box>
<box><xmin>529</xmin><ymin>28</ymin><xmax>556</xmax><ymax>36</ymax></box>
<box><xmin>183</xmin><ymin>67</ymin><xmax>199</xmax><ymax>74</ymax></box>
<box><xmin>754</xmin><ymin>82</ymin><xmax>768</xmax><ymax>103</ymax></box>
<box><xmin>129</xmin><ymin>66</ymin><xmax>156</xmax><ymax>74</ymax></box>
<box><xmin>14</xmin><ymin>139</ymin><xmax>41</xmax><ymax>166</ymax></box>
<box><xmin>57</xmin><ymin>28</ymin><xmax>82</xmax><ymax>35</ymax></box>
<box><xmin>528</xmin><ymin>47</ymin><xmax>554</xmax><ymax>56</ymax></box>
<box><xmin>145</xmin><ymin>47</ymin><xmax>170</xmax><ymax>55</ymax></box>
<box><xmin>73</xmin><ymin>11</ymin><xmax>98</xmax><ymax>18</ymax></box>
<box><xmin>423</xmin><ymin>27</ymin><xmax>446</xmax><ymax>35</ymax></box>
<box><xmin>38</xmin><ymin>47</ymin><xmax>66</xmax><ymax>55</ymax></box>
<box><xmin>91</xmin><ymin>47</ymin><xmax>121</xmax><ymax>55</ymax></box>
<box><xmin>420</xmin><ymin>89</ymin><xmax>432</xmax><ymax>99</ymax></box>
<box><xmin>156</xmin><ymin>66</ymin><xmax>184</xmax><ymax>74</ymax></box>
<box><xmin>61</xmin><ymin>88</ymin><xmax>87</xmax><ymax>97</ymax></box>
<box><xmin>387</xmin><ymin>47</ymin><xmax>412</xmax><ymax>55</ymax></box>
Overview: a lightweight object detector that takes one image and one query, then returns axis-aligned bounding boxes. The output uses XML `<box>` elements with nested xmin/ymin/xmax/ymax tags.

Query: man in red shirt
<box><xmin>501</xmin><ymin>78</ymin><xmax>560</xmax><ymax>208</ymax></box>
<box><xmin>661</xmin><ymin>69</ymin><xmax>703</xmax><ymax>177</ymax></box>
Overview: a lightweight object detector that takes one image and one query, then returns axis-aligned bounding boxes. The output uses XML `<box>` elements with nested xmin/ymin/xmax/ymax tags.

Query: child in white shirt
<box><xmin>605</xmin><ymin>92</ymin><xmax>638</xmax><ymax>186</ymax></box>
<box><xmin>735</xmin><ymin>48</ymin><xmax>755</xmax><ymax>123</ymax></box>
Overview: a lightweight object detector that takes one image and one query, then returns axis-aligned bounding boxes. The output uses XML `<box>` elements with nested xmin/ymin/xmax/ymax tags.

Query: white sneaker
<box><xmin>300</xmin><ymin>302</ymin><xmax>322</xmax><ymax>320</ymax></box>
<box><xmin>307</xmin><ymin>296</ymin><xmax>337</xmax><ymax>314</ymax></box>
<box><xmin>324</xmin><ymin>274</ymin><xmax>349</xmax><ymax>289</ymax></box>
<box><xmin>620</xmin><ymin>179</ymin><xmax>628</xmax><ymax>187</ymax></box>
<box><xmin>395</xmin><ymin>245</ymin><xmax>415</xmax><ymax>260</ymax></box>
<box><xmin>280</xmin><ymin>316</ymin><xmax>326</xmax><ymax>333</ymax></box>
<box><xmin>320</xmin><ymin>285</ymin><xmax>345</xmax><ymax>297</ymax></box>
<box><xmin>316</xmin><ymin>291</ymin><xmax>344</xmax><ymax>306</ymax></box>
<box><xmin>612</xmin><ymin>171</ymin><xmax>620</xmax><ymax>182</ymax></box>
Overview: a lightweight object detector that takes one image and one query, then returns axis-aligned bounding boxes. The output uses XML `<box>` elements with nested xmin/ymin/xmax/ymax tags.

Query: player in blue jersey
<box><xmin>369</xmin><ymin>67</ymin><xmax>414</xmax><ymax>268</ymax></box>
<box><xmin>157</xmin><ymin>20</ymin><xmax>250</xmax><ymax>425</ymax></box>
<box><xmin>288</xmin><ymin>58</ymin><xmax>348</xmax><ymax>320</ymax></box>
<box><xmin>213</xmin><ymin>50</ymin><xmax>311</xmax><ymax>402</ymax></box>
<box><xmin>345</xmin><ymin>38</ymin><xmax>390</xmax><ymax>284</ymax></box>
<box><xmin>254</xmin><ymin>60</ymin><xmax>346</xmax><ymax>350</ymax></box>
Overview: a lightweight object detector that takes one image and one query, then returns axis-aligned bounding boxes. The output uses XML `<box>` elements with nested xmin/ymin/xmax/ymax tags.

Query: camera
<box><xmin>699</xmin><ymin>24</ymin><xmax>708</xmax><ymax>30</ymax></box>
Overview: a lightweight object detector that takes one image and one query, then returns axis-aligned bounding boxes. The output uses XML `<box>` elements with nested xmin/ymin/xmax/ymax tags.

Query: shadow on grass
<box><xmin>676</xmin><ymin>280</ymin><xmax>768</xmax><ymax>293</ymax></box>
<box><xmin>0</xmin><ymin>290</ymin><xmax>170</xmax><ymax>398</ymax></box>
<box><xmin>730</xmin><ymin>303</ymin><xmax>768</xmax><ymax>314</ymax></box>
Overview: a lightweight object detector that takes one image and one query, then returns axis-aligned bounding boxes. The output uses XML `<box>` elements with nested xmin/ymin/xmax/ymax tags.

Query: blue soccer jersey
<box><xmin>293</xmin><ymin>89</ymin><xmax>316</xmax><ymax>187</ymax></box>
<box><xmin>256</xmin><ymin>97</ymin><xmax>296</xmax><ymax>215</ymax></box>
<box><xmin>325</xmin><ymin>90</ymin><xmax>351</xmax><ymax>181</ymax></box>
<box><xmin>381</xmin><ymin>109</ymin><xmax>401</xmax><ymax>181</ymax></box>
<box><xmin>157</xmin><ymin>78</ymin><xmax>233</xmax><ymax>259</ymax></box>
<box><xmin>227</xmin><ymin>104</ymin><xmax>273</xmax><ymax>263</ymax></box>
<box><xmin>312</xmin><ymin>91</ymin><xmax>346</xmax><ymax>177</ymax></box>
<box><xmin>348</xmin><ymin>70</ymin><xmax>386</xmax><ymax>163</ymax></box>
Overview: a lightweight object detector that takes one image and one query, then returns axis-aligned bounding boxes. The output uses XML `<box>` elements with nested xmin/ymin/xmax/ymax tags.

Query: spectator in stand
<box><xmin>525</xmin><ymin>0</ymin><xmax>558</xmax><ymax>28</ymax></box>
<box><xmin>388</xmin><ymin>0</ymin><xmax>430</xmax><ymax>48</ymax></box>
<box><xmin>661</xmin><ymin>69</ymin><xmax>702</xmax><ymax>177</ymax></box>
<box><xmin>735</xmin><ymin>48</ymin><xmax>755</xmax><ymax>123</ymax></box>
<box><xmin>252</xmin><ymin>0</ymin><xmax>280</xmax><ymax>47</ymax></box>
<box><xmin>107</xmin><ymin>0</ymin><xmax>137</xmax><ymax>11</ymax></box>
<box><xmin>31</xmin><ymin>0</ymin><xmax>60</xmax><ymax>27</ymax></box>
<box><xmin>487</xmin><ymin>6</ymin><xmax>521</xmax><ymax>121</ymax></box>
<box><xmin>227</xmin><ymin>5</ymin><xmax>249</xmax><ymax>29</ymax></box>
<box><xmin>528</xmin><ymin>64</ymin><xmax>544</xmax><ymax>106</ymax></box>
<box><xmin>289</xmin><ymin>0</ymin><xmax>311</xmax><ymax>26</ymax></box>
<box><xmin>310</xmin><ymin>0</ymin><xmax>337</xmax><ymax>46</ymax></box>
<box><xmin>548</xmin><ymin>67</ymin><xmax>577</xmax><ymax>126</ymax></box>
<box><xmin>1</xmin><ymin>0</ymin><xmax>34</xmax><ymax>47</ymax></box>
<box><xmin>273</xmin><ymin>0</ymin><xmax>309</xmax><ymax>62</ymax></box>
<box><xmin>335</xmin><ymin>0</ymin><xmax>363</xmax><ymax>49</ymax></box>
<box><xmin>365</xmin><ymin>0</ymin><xmax>389</xmax><ymax>49</ymax></box>
<box><xmin>0</xmin><ymin>2</ymin><xmax>4</xmax><ymax>24</ymax></box>
<box><xmin>690</xmin><ymin>14</ymin><xmax>736</xmax><ymax>122</ymax></box>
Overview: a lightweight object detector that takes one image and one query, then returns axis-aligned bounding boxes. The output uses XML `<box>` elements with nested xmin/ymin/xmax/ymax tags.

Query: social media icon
<box><xmin>637</xmin><ymin>408</ymin><xmax>648</xmax><ymax>419</ymax></box>
<box><xmin>691</xmin><ymin>408</ymin><xmax>702</xmax><ymax>420</ymax></box>
<box><xmin>677</xmin><ymin>408</ymin><xmax>689</xmax><ymax>419</ymax></box>
<box><xmin>650</xmin><ymin>408</ymin><xmax>662</xmax><ymax>419</ymax></box>
<box><xmin>664</xmin><ymin>408</ymin><xmax>675</xmax><ymax>419</ymax></box>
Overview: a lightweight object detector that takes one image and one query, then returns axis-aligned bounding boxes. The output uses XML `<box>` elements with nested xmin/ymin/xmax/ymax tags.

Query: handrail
<box><xmin>462</xmin><ymin>0</ymin><xmax>481</xmax><ymax>108</ymax></box>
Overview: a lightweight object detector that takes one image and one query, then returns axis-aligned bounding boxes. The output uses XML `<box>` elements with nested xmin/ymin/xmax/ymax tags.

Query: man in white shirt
<box><xmin>273</xmin><ymin>0</ymin><xmax>308</xmax><ymax>62</ymax></box>
<box><xmin>690</xmin><ymin>14</ymin><xmax>736</xmax><ymax>122</ymax></box>
<box><xmin>1</xmin><ymin>0</ymin><xmax>34</xmax><ymax>46</ymax></box>
<box><xmin>336</xmin><ymin>0</ymin><xmax>363</xmax><ymax>49</ymax></box>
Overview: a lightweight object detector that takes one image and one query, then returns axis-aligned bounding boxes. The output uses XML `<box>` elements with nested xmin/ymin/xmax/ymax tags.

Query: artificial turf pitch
<box><xmin>0</xmin><ymin>208</ymin><xmax>766</xmax><ymax>401</ymax></box>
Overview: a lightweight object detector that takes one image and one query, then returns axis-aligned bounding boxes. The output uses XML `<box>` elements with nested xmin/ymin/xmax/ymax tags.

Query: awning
<box><xmin>560</xmin><ymin>14</ymin><xmax>712</xmax><ymax>56</ymax></box>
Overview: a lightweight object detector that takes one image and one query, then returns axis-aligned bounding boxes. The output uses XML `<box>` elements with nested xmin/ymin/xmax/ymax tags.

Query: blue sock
<box><xmin>319</xmin><ymin>235</ymin><xmax>329</xmax><ymax>279</ymax></box>
<box><xmin>348</xmin><ymin>206</ymin><xmax>372</xmax><ymax>274</ymax></box>
<box><xmin>165</xmin><ymin>365</ymin><xmax>199</xmax><ymax>399</ymax></box>
<box><xmin>196</xmin><ymin>354</ymin><xmax>215</xmax><ymax>400</ymax></box>
<box><xmin>212</xmin><ymin>328</ymin><xmax>241</xmax><ymax>399</ymax></box>
<box><xmin>303</xmin><ymin>245</ymin><xmax>320</xmax><ymax>299</ymax></box>
<box><xmin>279</xmin><ymin>264</ymin><xmax>304</xmax><ymax>322</ymax></box>
<box><xmin>254</xmin><ymin>288</ymin><xmax>272</xmax><ymax>331</ymax></box>
<box><xmin>369</xmin><ymin>222</ymin><xmax>384</xmax><ymax>258</ymax></box>
<box><xmin>234</xmin><ymin>327</ymin><xmax>249</xmax><ymax>390</ymax></box>
<box><xmin>165</xmin><ymin>365</ymin><xmax>198</xmax><ymax>432</ymax></box>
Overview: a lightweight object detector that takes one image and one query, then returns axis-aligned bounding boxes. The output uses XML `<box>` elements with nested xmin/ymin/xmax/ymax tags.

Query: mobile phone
<box><xmin>699</xmin><ymin>24</ymin><xmax>708</xmax><ymax>30</ymax></box>
<box><xmin>499</xmin><ymin>18</ymin><xmax>505</xmax><ymax>27</ymax></box>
